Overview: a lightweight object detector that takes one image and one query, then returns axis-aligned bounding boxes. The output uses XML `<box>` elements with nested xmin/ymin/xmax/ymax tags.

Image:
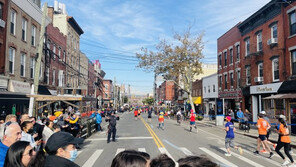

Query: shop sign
<box><xmin>250</xmin><ymin>82</ymin><xmax>282</xmax><ymax>94</ymax></box>
<box><xmin>0</xmin><ymin>78</ymin><xmax>8</xmax><ymax>89</ymax></box>
<box><xmin>219</xmin><ymin>90</ymin><xmax>242</xmax><ymax>98</ymax></box>
<box><xmin>8</xmin><ymin>80</ymin><xmax>30</xmax><ymax>94</ymax></box>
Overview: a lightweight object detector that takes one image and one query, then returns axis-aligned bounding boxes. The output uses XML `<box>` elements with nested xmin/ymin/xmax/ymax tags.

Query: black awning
<box><xmin>38</xmin><ymin>85</ymin><xmax>51</xmax><ymax>95</ymax></box>
<box><xmin>242</xmin><ymin>86</ymin><xmax>250</xmax><ymax>96</ymax></box>
<box><xmin>278</xmin><ymin>80</ymin><xmax>296</xmax><ymax>94</ymax></box>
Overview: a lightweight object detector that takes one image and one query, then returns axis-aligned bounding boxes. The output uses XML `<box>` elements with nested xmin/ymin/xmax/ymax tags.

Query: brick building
<box><xmin>45</xmin><ymin>8</ymin><xmax>67</xmax><ymax>95</ymax></box>
<box><xmin>102</xmin><ymin>79</ymin><xmax>113</xmax><ymax>107</ymax></box>
<box><xmin>157</xmin><ymin>80</ymin><xmax>175</xmax><ymax>105</ymax></box>
<box><xmin>0</xmin><ymin>0</ymin><xmax>8</xmax><ymax>74</ymax></box>
<box><xmin>192</xmin><ymin>79</ymin><xmax>203</xmax><ymax>111</ymax></box>
<box><xmin>217</xmin><ymin>23</ymin><xmax>242</xmax><ymax>114</ymax></box>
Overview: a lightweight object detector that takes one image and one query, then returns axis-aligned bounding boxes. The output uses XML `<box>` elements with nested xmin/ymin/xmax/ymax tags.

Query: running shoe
<box><xmin>253</xmin><ymin>151</ymin><xmax>259</xmax><ymax>155</ymax></box>
<box><xmin>260</xmin><ymin>149</ymin><xmax>268</xmax><ymax>153</ymax></box>
<box><xmin>225</xmin><ymin>153</ymin><xmax>231</xmax><ymax>156</ymax></box>
<box><xmin>282</xmin><ymin>160</ymin><xmax>290</xmax><ymax>166</ymax></box>
<box><xmin>238</xmin><ymin>147</ymin><xmax>243</xmax><ymax>155</ymax></box>
<box><xmin>269</xmin><ymin>152</ymin><xmax>274</xmax><ymax>158</ymax></box>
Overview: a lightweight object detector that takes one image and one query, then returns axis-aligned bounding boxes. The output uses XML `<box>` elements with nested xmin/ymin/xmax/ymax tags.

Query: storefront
<box><xmin>250</xmin><ymin>82</ymin><xmax>282</xmax><ymax>122</ymax></box>
<box><xmin>219</xmin><ymin>90</ymin><xmax>242</xmax><ymax>116</ymax></box>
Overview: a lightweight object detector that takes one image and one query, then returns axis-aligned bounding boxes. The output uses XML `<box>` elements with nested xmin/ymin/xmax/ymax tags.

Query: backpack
<box><xmin>109</xmin><ymin>116</ymin><xmax>116</xmax><ymax>127</ymax></box>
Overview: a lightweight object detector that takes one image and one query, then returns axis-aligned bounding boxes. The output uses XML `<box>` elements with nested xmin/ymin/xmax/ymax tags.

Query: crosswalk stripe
<box><xmin>242</xmin><ymin>149</ymin><xmax>281</xmax><ymax>166</ymax></box>
<box><xmin>82</xmin><ymin>149</ymin><xmax>103</xmax><ymax>167</ymax></box>
<box><xmin>180</xmin><ymin>147</ymin><xmax>193</xmax><ymax>156</ymax></box>
<box><xmin>138</xmin><ymin>148</ymin><xmax>146</xmax><ymax>152</ymax></box>
<box><xmin>116</xmin><ymin>148</ymin><xmax>125</xmax><ymax>156</ymax></box>
<box><xmin>199</xmin><ymin>147</ymin><xmax>238</xmax><ymax>167</ymax></box>
<box><xmin>220</xmin><ymin>148</ymin><xmax>264</xmax><ymax>167</ymax></box>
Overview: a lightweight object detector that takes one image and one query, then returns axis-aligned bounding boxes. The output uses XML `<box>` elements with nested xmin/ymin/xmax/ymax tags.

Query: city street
<box><xmin>75</xmin><ymin>112</ymin><xmax>296</xmax><ymax>167</ymax></box>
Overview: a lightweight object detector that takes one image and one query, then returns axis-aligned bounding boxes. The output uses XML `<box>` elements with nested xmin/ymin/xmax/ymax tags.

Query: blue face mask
<box><xmin>69</xmin><ymin>149</ymin><xmax>78</xmax><ymax>161</ymax></box>
<box><xmin>53</xmin><ymin>120</ymin><xmax>58</xmax><ymax>124</ymax></box>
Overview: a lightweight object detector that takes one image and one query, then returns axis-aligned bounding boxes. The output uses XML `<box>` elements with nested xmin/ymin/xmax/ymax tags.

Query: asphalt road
<box><xmin>75</xmin><ymin>112</ymin><xmax>296</xmax><ymax>167</ymax></box>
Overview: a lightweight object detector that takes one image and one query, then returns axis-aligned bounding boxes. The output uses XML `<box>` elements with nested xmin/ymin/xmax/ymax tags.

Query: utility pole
<box><xmin>113</xmin><ymin>77</ymin><xmax>116</xmax><ymax>109</ymax></box>
<box><xmin>153</xmin><ymin>72</ymin><xmax>157</xmax><ymax>107</ymax></box>
<box><xmin>28</xmin><ymin>3</ymin><xmax>48</xmax><ymax>117</ymax></box>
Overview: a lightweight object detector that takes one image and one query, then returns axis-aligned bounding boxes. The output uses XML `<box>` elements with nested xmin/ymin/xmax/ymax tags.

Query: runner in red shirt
<box><xmin>189</xmin><ymin>110</ymin><xmax>197</xmax><ymax>132</ymax></box>
<box><xmin>134</xmin><ymin>109</ymin><xmax>138</xmax><ymax>120</ymax></box>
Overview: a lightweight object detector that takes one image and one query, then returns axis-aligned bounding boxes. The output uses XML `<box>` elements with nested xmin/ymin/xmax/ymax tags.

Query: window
<box><xmin>52</xmin><ymin>69</ymin><xmax>55</xmax><ymax>86</ymax></box>
<box><xmin>58</xmin><ymin>70</ymin><xmax>64</xmax><ymax>87</ymax></box>
<box><xmin>46</xmin><ymin>68</ymin><xmax>49</xmax><ymax>85</ymax></box>
<box><xmin>10</xmin><ymin>10</ymin><xmax>16</xmax><ymax>35</ymax></box>
<box><xmin>63</xmin><ymin>51</ymin><xmax>66</xmax><ymax>62</ymax></box>
<box><xmin>245</xmin><ymin>38</ymin><xmax>250</xmax><ymax>56</ymax></box>
<box><xmin>289</xmin><ymin>12</ymin><xmax>296</xmax><ymax>36</ymax></box>
<box><xmin>236</xmin><ymin>45</ymin><xmax>240</xmax><ymax>62</ymax></box>
<box><xmin>53</xmin><ymin>45</ymin><xmax>56</xmax><ymax>60</ymax></box>
<box><xmin>22</xmin><ymin>18</ymin><xmax>27</xmax><ymax>41</ymax></box>
<box><xmin>237</xmin><ymin>70</ymin><xmax>241</xmax><ymax>88</ymax></box>
<box><xmin>230</xmin><ymin>73</ymin><xmax>234</xmax><ymax>87</ymax></box>
<box><xmin>58</xmin><ymin>48</ymin><xmax>61</xmax><ymax>60</ymax></box>
<box><xmin>30</xmin><ymin>58</ymin><xmax>35</xmax><ymax>78</ymax></box>
<box><xmin>213</xmin><ymin>85</ymin><xmax>215</xmax><ymax>92</ymax></box>
<box><xmin>219</xmin><ymin>76</ymin><xmax>222</xmax><ymax>88</ymax></box>
<box><xmin>257</xmin><ymin>32</ymin><xmax>262</xmax><ymax>51</ymax></box>
<box><xmin>246</xmin><ymin>66</ymin><xmax>251</xmax><ymax>85</ymax></box>
<box><xmin>8</xmin><ymin>48</ymin><xmax>15</xmax><ymax>74</ymax></box>
<box><xmin>208</xmin><ymin>86</ymin><xmax>210</xmax><ymax>93</ymax></box>
<box><xmin>224</xmin><ymin>51</ymin><xmax>227</xmax><ymax>66</ymax></box>
<box><xmin>20</xmin><ymin>53</ymin><xmax>26</xmax><ymax>77</ymax></box>
<box><xmin>292</xmin><ymin>50</ymin><xmax>296</xmax><ymax>75</ymax></box>
<box><xmin>0</xmin><ymin>3</ymin><xmax>3</xmax><ymax>20</ymax></box>
<box><xmin>230</xmin><ymin>48</ymin><xmax>233</xmax><ymax>64</ymax></box>
<box><xmin>272</xmin><ymin>58</ymin><xmax>279</xmax><ymax>81</ymax></box>
<box><xmin>258</xmin><ymin>63</ymin><xmax>263</xmax><ymax>78</ymax></box>
<box><xmin>218</xmin><ymin>54</ymin><xmax>222</xmax><ymax>67</ymax></box>
<box><xmin>224</xmin><ymin>74</ymin><xmax>227</xmax><ymax>89</ymax></box>
<box><xmin>31</xmin><ymin>25</ymin><xmax>36</xmax><ymax>46</ymax></box>
<box><xmin>271</xmin><ymin>25</ymin><xmax>278</xmax><ymax>39</ymax></box>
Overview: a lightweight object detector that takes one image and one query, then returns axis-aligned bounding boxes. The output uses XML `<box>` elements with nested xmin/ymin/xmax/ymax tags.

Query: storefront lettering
<box><xmin>257</xmin><ymin>87</ymin><xmax>273</xmax><ymax>92</ymax></box>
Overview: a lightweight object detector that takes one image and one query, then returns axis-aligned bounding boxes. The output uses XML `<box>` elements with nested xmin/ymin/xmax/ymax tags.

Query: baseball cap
<box><xmin>279</xmin><ymin>114</ymin><xmax>286</xmax><ymax>120</ymax></box>
<box><xmin>260</xmin><ymin>111</ymin><xmax>266</xmax><ymax>115</ymax></box>
<box><xmin>225</xmin><ymin>116</ymin><xmax>231</xmax><ymax>121</ymax></box>
<box><xmin>45</xmin><ymin>132</ymin><xmax>84</xmax><ymax>153</ymax></box>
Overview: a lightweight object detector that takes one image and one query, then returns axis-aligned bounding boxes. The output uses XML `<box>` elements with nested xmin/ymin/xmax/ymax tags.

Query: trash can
<box><xmin>216</xmin><ymin>115</ymin><xmax>224</xmax><ymax>126</ymax></box>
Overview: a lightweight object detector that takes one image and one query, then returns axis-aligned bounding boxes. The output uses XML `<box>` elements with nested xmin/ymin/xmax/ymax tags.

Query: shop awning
<box><xmin>191</xmin><ymin>96</ymin><xmax>202</xmax><ymax>104</ymax></box>
<box><xmin>278</xmin><ymin>80</ymin><xmax>296</xmax><ymax>93</ymax></box>
<box><xmin>38</xmin><ymin>85</ymin><xmax>51</xmax><ymax>95</ymax></box>
<box><xmin>263</xmin><ymin>93</ymin><xmax>296</xmax><ymax>99</ymax></box>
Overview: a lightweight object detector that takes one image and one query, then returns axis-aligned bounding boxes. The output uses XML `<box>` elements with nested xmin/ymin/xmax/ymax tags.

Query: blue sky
<box><xmin>42</xmin><ymin>0</ymin><xmax>270</xmax><ymax>95</ymax></box>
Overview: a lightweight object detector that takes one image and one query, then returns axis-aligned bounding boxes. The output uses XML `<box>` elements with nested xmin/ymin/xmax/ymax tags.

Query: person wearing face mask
<box><xmin>42</xmin><ymin>132</ymin><xmax>83</xmax><ymax>167</ymax></box>
<box><xmin>20</xmin><ymin>121</ymin><xmax>42</xmax><ymax>151</ymax></box>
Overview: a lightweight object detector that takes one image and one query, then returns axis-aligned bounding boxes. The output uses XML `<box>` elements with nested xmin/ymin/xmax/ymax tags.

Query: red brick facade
<box><xmin>157</xmin><ymin>80</ymin><xmax>175</xmax><ymax>102</ymax></box>
<box><xmin>103</xmin><ymin>80</ymin><xmax>113</xmax><ymax>100</ymax></box>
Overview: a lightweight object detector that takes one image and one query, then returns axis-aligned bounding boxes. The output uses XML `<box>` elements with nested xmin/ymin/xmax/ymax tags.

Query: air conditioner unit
<box><xmin>0</xmin><ymin>19</ymin><xmax>5</xmax><ymax>28</ymax></box>
<box><xmin>254</xmin><ymin>77</ymin><xmax>264</xmax><ymax>82</ymax></box>
<box><xmin>267</xmin><ymin>38</ymin><xmax>278</xmax><ymax>45</ymax></box>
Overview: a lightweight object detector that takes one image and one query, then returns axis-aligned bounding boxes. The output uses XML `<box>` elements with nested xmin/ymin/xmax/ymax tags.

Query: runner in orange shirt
<box><xmin>254</xmin><ymin>113</ymin><xmax>274</xmax><ymax>158</ymax></box>
<box><xmin>275</xmin><ymin>117</ymin><xmax>295</xmax><ymax>166</ymax></box>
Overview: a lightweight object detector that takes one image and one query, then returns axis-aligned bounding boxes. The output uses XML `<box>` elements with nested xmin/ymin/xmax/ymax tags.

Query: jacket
<box><xmin>96</xmin><ymin>114</ymin><xmax>102</xmax><ymax>124</ymax></box>
<box><xmin>0</xmin><ymin>141</ymin><xmax>9</xmax><ymax>167</ymax></box>
<box><xmin>44</xmin><ymin>155</ymin><xmax>80</xmax><ymax>167</ymax></box>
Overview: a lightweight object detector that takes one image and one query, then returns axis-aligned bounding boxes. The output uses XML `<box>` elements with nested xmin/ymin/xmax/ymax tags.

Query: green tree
<box><xmin>136</xmin><ymin>27</ymin><xmax>204</xmax><ymax>113</ymax></box>
<box><xmin>142</xmin><ymin>97</ymin><xmax>155</xmax><ymax>106</ymax></box>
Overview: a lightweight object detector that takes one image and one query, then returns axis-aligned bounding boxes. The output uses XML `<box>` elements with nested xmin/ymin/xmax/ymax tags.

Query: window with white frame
<box><xmin>46</xmin><ymin>68</ymin><xmax>49</xmax><ymax>85</ymax></box>
<box><xmin>213</xmin><ymin>85</ymin><xmax>215</xmax><ymax>92</ymax></box>
<box><xmin>236</xmin><ymin>45</ymin><xmax>240</xmax><ymax>61</ymax></box>
<box><xmin>204</xmin><ymin>86</ymin><xmax>206</xmax><ymax>93</ymax></box>
<box><xmin>8</xmin><ymin>47</ymin><xmax>15</xmax><ymax>74</ymax></box>
<box><xmin>218</xmin><ymin>54</ymin><xmax>222</xmax><ymax>67</ymax></box>
<box><xmin>246</xmin><ymin>66</ymin><xmax>251</xmax><ymax>85</ymax></box>
<box><xmin>292</xmin><ymin>50</ymin><xmax>296</xmax><ymax>76</ymax></box>
<box><xmin>20</xmin><ymin>53</ymin><xmax>26</xmax><ymax>77</ymax></box>
<box><xmin>245</xmin><ymin>38</ymin><xmax>250</xmax><ymax>56</ymax></box>
<box><xmin>22</xmin><ymin>18</ymin><xmax>27</xmax><ymax>41</ymax></box>
<box><xmin>257</xmin><ymin>32</ymin><xmax>262</xmax><ymax>51</ymax></box>
<box><xmin>230</xmin><ymin>73</ymin><xmax>234</xmax><ymax>87</ymax></box>
<box><xmin>58</xmin><ymin>48</ymin><xmax>61</xmax><ymax>60</ymax></box>
<box><xmin>224</xmin><ymin>74</ymin><xmax>227</xmax><ymax>89</ymax></box>
<box><xmin>31</xmin><ymin>25</ymin><xmax>36</xmax><ymax>46</ymax></box>
<box><xmin>10</xmin><ymin>10</ymin><xmax>16</xmax><ymax>35</ymax></box>
<box><xmin>224</xmin><ymin>51</ymin><xmax>227</xmax><ymax>66</ymax></box>
<box><xmin>230</xmin><ymin>48</ymin><xmax>233</xmax><ymax>64</ymax></box>
<box><xmin>237</xmin><ymin>70</ymin><xmax>241</xmax><ymax>88</ymax></box>
<box><xmin>289</xmin><ymin>11</ymin><xmax>296</xmax><ymax>36</ymax></box>
<box><xmin>271</xmin><ymin>24</ymin><xmax>278</xmax><ymax>39</ymax></box>
<box><xmin>258</xmin><ymin>63</ymin><xmax>263</xmax><ymax>78</ymax></box>
<box><xmin>0</xmin><ymin>3</ymin><xmax>3</xmax><ymax>20</ymax></box>
<box><xmin>208</xmin><ymin>86</ymin><xmax>210</xmax><ymax>93</ymax></box>
<box><xmin>30</xmin><ymin>58</ymin><xmax>35</xmax><ymax>78</ymax></box>
<box><xmin>219</xmin><ymin>76</ymin><xmax>222</xmax><ymax>89</ymax></box>
<box><xmin>52</xmin><ymin>69</ymin><xmax>55</xmax><ymax>86</ymax></box>
<box><xmin>272</xmin><ymin>58</ymin><xmax>279</xmax><ymax>81</ymax></box>
<box><xmin>53</xmin><ymin>45</ymin><xmax>56</xmax><ymax>60</ymax></box>
<box><xmin>63</xmin><ymin>50</ymin><xmax>66</xmax><ymax>62</ymax></box>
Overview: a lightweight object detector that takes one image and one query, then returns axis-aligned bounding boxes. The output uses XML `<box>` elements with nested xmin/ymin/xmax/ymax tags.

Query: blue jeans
<box><xmin>97</xmin><ymin>123</ymin><xmax>101</xmax><ymax>131</ymax></box>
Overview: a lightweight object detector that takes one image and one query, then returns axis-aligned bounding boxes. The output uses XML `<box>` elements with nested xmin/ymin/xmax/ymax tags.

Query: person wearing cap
<box><xmin>260</xmin><ymin>111</ymin><xmax>276</xmax><ymax>153</ymax></box>
<box><xmin>43</xmin><ymin>132</ymin><xmax>83</xmax><ymax>167</ymax></box>
<box><xmin>189</xmin><ymin>110</ymin><xmax>197</xmax><ymax>132</ymax></box>
<box><xmin>158</xmin><ymin>111</ymin><xmax>165</xmax><ymax>130</ymax></box>
<box><xmin>224</xmin><ymin>116</ymin><xmax>243</xmax><ymax>156</ymax></box>
<box><xmin>106</xmin><ymin>112</ymin><xmax>119</xmax><ymax>143</ymax></box>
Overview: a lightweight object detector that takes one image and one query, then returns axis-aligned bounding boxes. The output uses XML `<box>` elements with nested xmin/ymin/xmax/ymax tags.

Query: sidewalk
<box><xmin>198</xmin><ymin>119</ymin><xmax>296</xmax><ymax>148</ymax></box>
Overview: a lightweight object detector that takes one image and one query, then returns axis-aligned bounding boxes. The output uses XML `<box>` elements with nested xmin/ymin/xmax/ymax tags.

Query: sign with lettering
<box><xmin>250</xmin><ymin>82</ymin><xmax>282</xmax><ymax>94</ymax></box>
<box><xmin>8</xmin><ymin>80</ymin><xmax>30</xmax><ymax>94</ymax></box>
<box><xmin>219</xmin><ymin>90</ymin><xmax>242</xmax><ymax>99</ymax></box>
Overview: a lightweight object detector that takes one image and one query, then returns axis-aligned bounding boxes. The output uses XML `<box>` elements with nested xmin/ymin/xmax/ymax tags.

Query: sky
<box><xmin>42</xmin><ymin>0</ymin><xmax>271</xmax><ymax>95</ymax></box>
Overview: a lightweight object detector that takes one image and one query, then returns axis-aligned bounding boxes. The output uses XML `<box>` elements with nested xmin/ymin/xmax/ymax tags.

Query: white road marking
<box><xmin>138</xmin><ymin>148</ymin><xmax>146</xmax><ymax>152</ymax></box>
<box><xmin>180</xmin><ymin>147</ymin><xmax>193</xmax><ymax>156</ymax></box>
<box><xmin>77</xmin><ymin>151</ymin><xmax>82</xmax><ymax>157</ymax></box>
<box><xmin>116</xmin><ymin>148</ymin><xmax>125</xmax><ymax>156</ymax></box>
<box><xmin>220</xmin><ymin>148</ymin><xmax>264</xmax><ymax>167</ymax></box>
<box><xmin>242</xmin><ymin>149</ymin><xmax>281</xmax><ymax>166</ymax></box>
<box><xmin>87</xmin><ymin>136</ymin><xmax>153</xmax><ymax>141</ymax></box>
<box><xmin>82</xmin><ymin>149</ymin><xmax>103</xmax><ymax>167</ymax></box>
<box><xmin>199</xmin><ymin>147</ymin><xmax>238</xmax><ymax>167</ymax></box>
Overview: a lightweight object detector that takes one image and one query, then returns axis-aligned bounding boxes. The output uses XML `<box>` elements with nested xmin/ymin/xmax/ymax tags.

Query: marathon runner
<box><xmin>176</xmin><ymin>110</ymin><xmax>182</xmax><ymax>125</ymax></box>
<box><xmin>224</xmin><ymin>116</ymin><xmax>243</xmax><ymax>156</ymax></box>
<box><xmin>189</xmin><ymin>110</ymin><xmax>197</xmax><ymax>132</ymax></box>
<box><xmin>158</xmin><ymin>111</ymin><xmax>164</xmax><ymax>130</ymax></box>
<box><xmin>134</xmin><ymin>109</ymin><xmax>138</xmax><ymax>120</ymax></box>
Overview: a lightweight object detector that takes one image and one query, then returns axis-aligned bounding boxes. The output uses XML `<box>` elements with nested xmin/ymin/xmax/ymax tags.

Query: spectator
<box><xmin>95</xmin><ymin>110</ymin><xmax>102</xmax><ymax>131</ymax></box>
<box><xmin>3</xmin><ymin>141</ymin><xmax>36</xmax><ymax>167</ymax></box>
<box><xmin>4</xmin><ymin>115</ymin><xmax>16</xmax><ymax>123</ymax></box>
<box><xmin>150</xmin><ymin>154</ymin><xmax>175</xmax><ymax>167</ymax></box>
<box><xmin>106</xmin><ymin>112</ymin><xmax>119</xmax><ymax>143</ymax></box>
<box><xmin>236</xmin><ymin>108</ymin><xmax>244</xmax><ymax>125</ymax></box>
<box><xmin>178</xmin><ymin>155</ymin><xmax>218</xmax><ymax>167</ymax></box>
<box><xmin>42</xmin><ymin>132</ymin><xmax>83</xmax><ymax>167</ymax></box>
<box><xmin>19</xmin><ymin>114</ymin><xmax>29</xmax><ymax>124</ymax></box>
<box><xmin>0</xmin><ymin>122</ymin><xmax>22</xmax><ymax>167</ymax></box>
<box><xmin>20</xmin><ymin>121</ymin><xmax>41</xmax><ymax>150</ymax></box>
<box><xmin>111</xmin><ymin>150</ymin><xmax>149</xmax><ymax>167</ymax></box>
<box><xmin>30</xmin><ymin>117</ymin><xmax>44</xmax><ymax>141</ymax></box>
